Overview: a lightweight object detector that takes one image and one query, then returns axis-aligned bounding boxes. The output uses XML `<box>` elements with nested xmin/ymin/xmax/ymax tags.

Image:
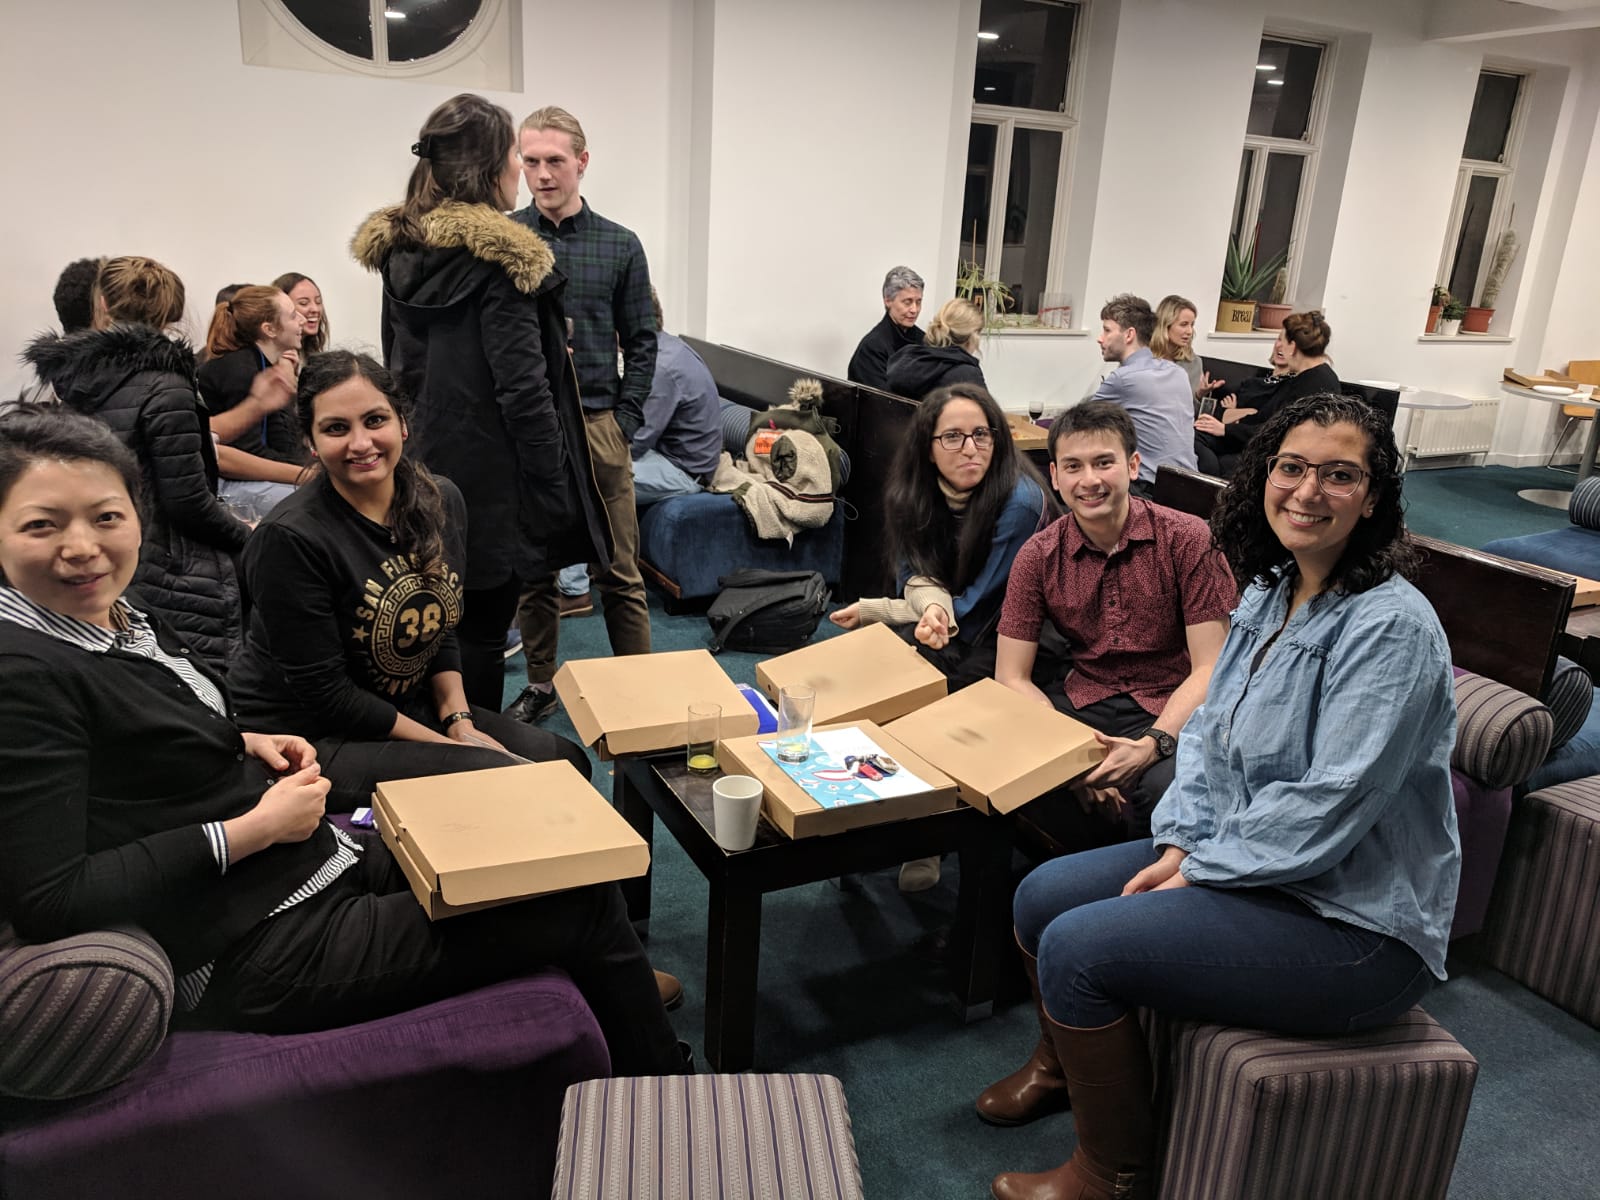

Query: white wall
<box><xmin>0</xmin><ymin>0</ymin><xmax>678</xmax><ymax>394</ymax></box>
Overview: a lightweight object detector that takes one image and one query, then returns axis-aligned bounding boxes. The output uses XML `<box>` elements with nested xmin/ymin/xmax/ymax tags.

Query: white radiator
<box><xmin>1405</xmin><ymin>397</ymin><xmax>1500</xmax><ymax>461</ymax></box>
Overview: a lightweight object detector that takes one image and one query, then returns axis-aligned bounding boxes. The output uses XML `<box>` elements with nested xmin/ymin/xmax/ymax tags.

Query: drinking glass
<box><xmin>223</xmin><ymin>493</ymin><xmax>261</xmax><ymax>529</ymax></box>
<box><xmin>1027</xmin><ymin>396</ymin><xmax>1045</xmax><ymax>422</ymax></box>
<box><xmin>687</xmin><ymin>704</ymin><xmax>720</xmax><ymax>775</ymax></box>
<box><xmin>775</xmin><ymin>685</ymin><xmax>815</xmax><ymax>763</ymax></box>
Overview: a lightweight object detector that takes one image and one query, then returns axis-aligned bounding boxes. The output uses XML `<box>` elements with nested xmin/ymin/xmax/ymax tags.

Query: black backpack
<box><xmin>706</xmin><ymin>569</ymin><xmax>831</xmax><ymax>654</ymax></box>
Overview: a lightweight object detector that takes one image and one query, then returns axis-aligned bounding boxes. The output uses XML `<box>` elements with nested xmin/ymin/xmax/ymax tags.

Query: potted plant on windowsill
<box><xmin>956</xmin><ymin>223</ymin><xmax>1017</xmax><ymax>333</ymax></box>
<box><xmin>1465</xmin><ymin>220</ymin><xmax>1517</xmax><ymax>334</ymax></box>
<box><xmin>1254</xmin><ymin>264</ymin><xmax>1294</xmax><ymax>330</ymax></box>
<box><xmin>1217</xmin><ymin>233</ymin><xmax>1287</xmax><ymax>333</ymax></box>
<box><xmin>1426</xmin><ymin>285</ymin><xmax>1449</xmax><ymax>334</ymax></box>
<box><xmin>1438</xmin><ymin>298</ymin><xmax>1466</xmax><ymax>337</ymax></box>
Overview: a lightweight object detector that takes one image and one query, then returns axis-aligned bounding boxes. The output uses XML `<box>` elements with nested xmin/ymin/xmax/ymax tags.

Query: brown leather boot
<box><xmin>990</xmin><ymin>1014</ymin><xmax>1155</xmax><ymax>1200</ymax></box>
<box><xmin>976</xmin><ymin>948</ymin><xmax>1071</xmax><ymax>1126</ymax></box>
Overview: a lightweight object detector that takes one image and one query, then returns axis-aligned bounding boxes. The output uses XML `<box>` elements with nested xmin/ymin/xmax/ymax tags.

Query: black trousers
<box><xmin>459</xmin><ymin>577</ymin><xmax>522</xmax><ymax>711</ymax></box>
<box><xmin>1045</xmin><ymin>689</ymin><xmax>1175</xmax><ymax>839</ymax></box>
<box><xmin>195</xmin><ymin>831</ymin><xmax>681</xmax><ymax>1075</ymax></box>
<box><xmin>313</xmin><ymin>704</ymin><xmax>591</xmax><ymax>813</ymax></box>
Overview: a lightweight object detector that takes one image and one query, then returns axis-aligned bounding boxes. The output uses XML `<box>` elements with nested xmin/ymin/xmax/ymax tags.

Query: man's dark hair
<box><xmin>53</xmin><ymin>258</ymin><xmax>103</xmax><ymax>333</ymax></box>
<box><xmin>215</xmin><ymin>283</ymin><xmax>250</xmax><ymax>306</ymax></box>
<box><xmin>1046</xmin><ymin>401</ymin><xmax>1138</xmax><ymax>462</ymax></box>
<box><xmin>1099</xmin><ymin>293</ymin><xmax>1156</xmax><ymax>345</ymax></box>
<box><xmin>1210</xmin><ymin>391</ymin><xmax>1417</xmax><ymax>597</ymax></box>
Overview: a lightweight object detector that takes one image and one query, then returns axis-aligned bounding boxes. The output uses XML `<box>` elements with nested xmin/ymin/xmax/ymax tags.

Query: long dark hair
<box><xmin>0</xmin><ymin>404</ymin><xmax>146</xmax><ymax>561</ymax></box>
<box><xmin>295</xmin><ymin>351</ymin><xmax>448</xmax><ymax>582</ymax></box>
<box><xmin>395</xmin><ymin>93</ymin><xmax>515</xmax><ymax>243</ymax></box>
<box><xmin>884</xmin><ymin>384</ymin><xmax>1055</xmax><ymax>593</ymax></box>
<box><xmin>1210</xmin><ymin>392</ymin><xmax>1417</xmax><ymax>596</ymax></box>
<box><xmin>273</xmin><ymin>272</ymin><xmax>328</xmax><ymax>354</ymax></box>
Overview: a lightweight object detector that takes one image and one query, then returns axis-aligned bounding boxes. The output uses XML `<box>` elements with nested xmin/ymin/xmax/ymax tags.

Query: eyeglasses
<box><xmin>1266</xmin><ymin>455</ymin><xmax>1369</xmax><ymax>498</ymax></box>
<box><xmin>933</xmin><ymin>427</ymin><xmax>997</xmax><ymax>452</ymax></box>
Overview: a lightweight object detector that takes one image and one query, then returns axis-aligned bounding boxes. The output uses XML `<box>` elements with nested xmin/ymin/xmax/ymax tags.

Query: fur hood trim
<box><xmin>23</xmin><ymin>324</ymin><xmax>198</xmax><ymax>405</ymax></box>
<box><xmin>350</xmin><ymin>200</ymin><xmax>555</xmax><ymax>295</ymax></box>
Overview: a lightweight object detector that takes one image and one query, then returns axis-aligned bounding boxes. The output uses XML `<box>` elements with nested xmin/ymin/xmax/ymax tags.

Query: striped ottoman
<box><xmin>552</xmin><ymin>1073</ymin><xmax>864</xmax><ymax>1199</ymax></box>
<box><xmin>1485</xmin><ymin>776</ymin><xmax>1600</xmax><ymax>1027</ymax></box>
<box><xmin>1149</xmin><ymin>1007</ymin><xmax>1477</xmax><ymax>1200</ymax></box>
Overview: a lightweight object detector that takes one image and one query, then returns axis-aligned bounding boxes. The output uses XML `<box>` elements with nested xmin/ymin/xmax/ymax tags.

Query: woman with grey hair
<box><xmin>847</xmin><ymin>265</ymin><xmax>925</xmax><ymax>391</ymax></box>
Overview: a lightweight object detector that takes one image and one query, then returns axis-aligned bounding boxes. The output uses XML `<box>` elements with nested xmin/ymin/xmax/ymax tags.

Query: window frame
<box><xmin>962</xmin><ymin>0</ymin><xmax>1089</xmax><ymax>323</ymax></box>
<box><xmin>263</xmin><ymin>0</ymin><xmax>500</xmax><ymax>77</ymax></box>
<box><xmin>1436</xmin><ymin>67</ymin><xmax>1529</xmax><ymax>310</ymax></box>
<box><xmin>1230</xmin><ymin>32</ymin><xmax>1335</xmax><ymax>306</ymax></box>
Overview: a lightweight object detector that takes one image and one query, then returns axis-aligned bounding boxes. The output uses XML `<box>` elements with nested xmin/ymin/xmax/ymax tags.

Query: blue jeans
<box><xmin>632</xmin><ymin>448</ymin><xmax>703</xmax><ymax>506</ymax></box>
<box><xmin>1014</xmin><ymin>840</ymin><xmax>1433</xmax><ymax>1033</ymax></box>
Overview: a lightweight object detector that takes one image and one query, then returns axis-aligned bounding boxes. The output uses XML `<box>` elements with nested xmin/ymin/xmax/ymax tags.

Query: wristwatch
<box><xmin>1141</xmin><ymin>727</ymin><xmax>1177</xmax><ymax>760</ymax></box>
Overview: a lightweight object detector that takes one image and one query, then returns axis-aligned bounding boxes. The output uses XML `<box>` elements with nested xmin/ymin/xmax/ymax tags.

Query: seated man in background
<box><xmin>632</xmin><ymin>291</ymin><xmax>722</xmax><ymax>505</ymax></box>
<box><xmin>1091</xmin><ymin>293</ymin><xmax>1196</xmax><ymax>496</ymax></box>
<box><xmin>995</xmin><ymin>402</ymin><xmax>1233</xmax><ymax>840</ymax></box>
<box><xmin>847</xmin><ymin>265</ymin><xmax>925</xmax><ymax>392</ymax></box>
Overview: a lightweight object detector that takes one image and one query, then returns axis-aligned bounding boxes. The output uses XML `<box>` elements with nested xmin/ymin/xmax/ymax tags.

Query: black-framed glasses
<box><xmin>933</xmin><ymin>426</ymin><xmax>997</xmax><ymax>452</ymax></box>
<box><xmin>1266</xmin><ymin>455</ymin><xmax>1369</xmax><ymax>498</ymax></box>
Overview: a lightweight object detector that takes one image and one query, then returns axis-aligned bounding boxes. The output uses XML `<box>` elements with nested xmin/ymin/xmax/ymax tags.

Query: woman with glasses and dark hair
<box><xmin>830</xmin><ymin>383</ymin><xmax>1054</xmax><ymax>690</ymax></box>
<box><xmin>983</xmin><ymin>392</ymin><xmax>1459</xmax><ymax>1200</ymax></box>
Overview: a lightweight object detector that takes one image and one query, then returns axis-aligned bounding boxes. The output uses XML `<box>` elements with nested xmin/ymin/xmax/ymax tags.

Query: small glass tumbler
<box><xmin>775</xmin><ymin>685</ymin><xmax>815</xmax><ymax>763</ymax></box>
<box><xmin>687</xmin><ymin>704</ymin><xmax>720</xmax><ymax>775</ymax></box>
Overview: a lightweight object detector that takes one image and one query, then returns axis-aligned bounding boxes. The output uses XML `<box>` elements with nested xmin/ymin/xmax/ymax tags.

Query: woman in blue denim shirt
<box><xmin>982</xmin><ymin>394</ymin><xmax>1460</xmax><ymax>1200</ymax></box>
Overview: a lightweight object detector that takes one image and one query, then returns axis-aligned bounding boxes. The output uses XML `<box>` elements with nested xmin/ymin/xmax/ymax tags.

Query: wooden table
<box><xmin>613</xmin><ymin>753</ymin><xmax>1013</xmax><ymax>1071</ymax></box>
<box><xmin>1006</xmin><ymin>412</ymin><xmax>1049</xmax><ymax>451</ymax></box>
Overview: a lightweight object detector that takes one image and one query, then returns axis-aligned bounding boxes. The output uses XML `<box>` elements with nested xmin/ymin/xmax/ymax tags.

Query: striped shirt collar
<box><xmin>0</xmin><ymin>585</ymin><xmax>142</xmax><ymax>650</ymax></box>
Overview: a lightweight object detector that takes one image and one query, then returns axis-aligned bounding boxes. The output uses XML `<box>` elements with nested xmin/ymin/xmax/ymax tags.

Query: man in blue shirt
<box><xmin>1090</xmin><ymin>294</ymin><xmax>1196</xmax><ymax>496</ymax></box>
<box><xmin>633</xmin><ymin>292</ymin><xmax>722</xmax><ymax>504</ymax></box>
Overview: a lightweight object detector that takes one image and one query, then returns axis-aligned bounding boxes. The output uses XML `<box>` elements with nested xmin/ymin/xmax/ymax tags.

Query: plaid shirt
<box><xmin>997</xmin><ymin>499</ymin><xmax>1236</xmax><ymax>715</ymax></box>
<box><xmin>513</xmin><ymin>200</ymin><xmax>655</xmax><ymax>430</ymax></box>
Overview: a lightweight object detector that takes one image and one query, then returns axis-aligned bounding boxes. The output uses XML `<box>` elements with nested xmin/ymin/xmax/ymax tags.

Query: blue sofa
<box><xmin>1481</xmin><ymin>475</ymin><xmax>1600</xmax><ymax>578</ymax></box>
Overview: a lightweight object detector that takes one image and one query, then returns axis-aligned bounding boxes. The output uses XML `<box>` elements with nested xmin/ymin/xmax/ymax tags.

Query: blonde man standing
<box><xmin>505</xmin><ymin>106</ymin><xmax>655</xmax><ymax>725</ymax></box>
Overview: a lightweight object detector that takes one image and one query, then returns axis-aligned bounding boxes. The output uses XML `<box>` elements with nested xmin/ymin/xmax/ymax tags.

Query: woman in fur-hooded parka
<box><xmin>351</xmin><ymin>202</ymin><xmax>610</xmax><ymax>606</ymax></box>
<box><xmin>22</xmin><ymin>325</ymin><xmax>247</xmax><ymax>671</ymax></box>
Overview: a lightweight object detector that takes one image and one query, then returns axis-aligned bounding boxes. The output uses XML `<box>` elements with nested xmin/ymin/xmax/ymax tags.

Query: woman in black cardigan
<box><xmin>0</xmin><ymin>404</ymin><xmax>681</xmax><ymax>1072</ymax></box>
<box><xmin>230</xmin><ymin>350</ymin><xmax>590</xmax><ymax>812</ymax></box>
<box><xmin>352</xmin><ymin>93</ymin><xmax>609</xmax><ymax>709</ymax></box>
<box><xmin>1194</xmin><ymin>311</ymin><xmax>1340</xmax><ymax>477</ymax></box>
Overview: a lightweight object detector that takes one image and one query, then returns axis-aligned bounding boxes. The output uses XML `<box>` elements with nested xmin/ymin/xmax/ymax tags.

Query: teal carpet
<box><xmin>507</xmin><ymin>464</ymin><xmax>1599</xmax><ymax>1198</ymax></box>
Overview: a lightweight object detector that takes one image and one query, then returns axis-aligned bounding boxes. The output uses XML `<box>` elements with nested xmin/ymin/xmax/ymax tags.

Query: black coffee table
<box><xmin>614</xmin><ymin>753</ymin><xmax>1013</xmax><ymax>1072</ymax></box>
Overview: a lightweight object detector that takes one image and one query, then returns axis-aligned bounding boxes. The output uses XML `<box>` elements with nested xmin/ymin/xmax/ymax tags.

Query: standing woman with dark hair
<box><xmin>273</xmin><ymin>272</ymin><xmax>329</xmax><ymax>356</ymax></box>
<box><xmin>352</xmin><ymin>93</ymin><xmax>608</xmax><ymax>710</ymax></box>
<box><xmin>983</xmin><ymin>393</ymin><xmax>1457</xmax><ymax>1200</ymax></box>
<box><xmin>230</xmin><ymin>350</ymin><xmax>591</xmax><ymax>812</ymax></box>
<box><xmin>21</xmin><ymin>255</ymin><xmax>248</xmax><ymax>670</ymax></box>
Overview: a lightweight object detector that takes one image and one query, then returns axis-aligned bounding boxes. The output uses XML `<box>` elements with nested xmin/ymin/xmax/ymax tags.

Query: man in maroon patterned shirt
<box><xmin>995</xmin><ymin>402</ymin><xmax>1235</xmax><ymax>833</ymax></box>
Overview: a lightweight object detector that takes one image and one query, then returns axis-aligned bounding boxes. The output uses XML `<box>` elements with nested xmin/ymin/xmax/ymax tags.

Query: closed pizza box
<box><xmin>555</xmin><ymin>649</ymin><xmax>756</xmax><ymax>760</ymax></box>
<box><xmin>756</xmin><ymin>623</ymin><xmax>947</xmax><ymax>726</ymax></box>
<box><xmin>373</xmin><ymin>761</ymin><xmax>648</xmax><ymax>919</ymax></box>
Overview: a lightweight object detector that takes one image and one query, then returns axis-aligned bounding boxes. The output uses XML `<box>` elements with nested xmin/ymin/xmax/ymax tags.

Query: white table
<box><xmin>1502</xmin><ymin>383</ymin><xmax>1600</xmax><ymax>510</ymax></box>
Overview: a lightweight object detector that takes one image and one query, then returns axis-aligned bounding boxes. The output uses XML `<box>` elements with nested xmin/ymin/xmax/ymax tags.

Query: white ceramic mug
<box><xmin>712</xmin><ymin>775</ymin><xmax>764</xmax><ymax>852</ymax></box>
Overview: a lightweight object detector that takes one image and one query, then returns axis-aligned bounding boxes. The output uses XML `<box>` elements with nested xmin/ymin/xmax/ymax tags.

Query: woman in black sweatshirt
<box><xmin>229</xmin><ymin>351</ymin><xmax>589</xmax><ymax>812</ymax></box>
<box><xmin>0</xmin><ymin>402</ymin><xmax>680</xmax><ymax>1071</ymax></box>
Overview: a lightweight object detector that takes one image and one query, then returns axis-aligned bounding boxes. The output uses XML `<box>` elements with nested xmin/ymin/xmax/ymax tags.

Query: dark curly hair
<box><xmin>295</xmin><ymin>350</ymin><xmax>448</xmax><ymax>583</ymax></box>
<box><xmin>1210</xmin><ymin>392</ymin><xmax>1418</xmax><ymax>596</ymax></box>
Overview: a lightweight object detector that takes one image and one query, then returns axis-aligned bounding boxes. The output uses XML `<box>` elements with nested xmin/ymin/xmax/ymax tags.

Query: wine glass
<box><xmin>1027</xmin><ymin>396</ymin><xmax>1045</xmax><ymax>424</ymax></box>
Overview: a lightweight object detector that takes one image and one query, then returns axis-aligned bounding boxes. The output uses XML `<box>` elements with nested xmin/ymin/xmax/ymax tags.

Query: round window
<box><xmin>279</xmin><ymin>0</ymin><xmax>483</xmax><ymax>64</ymax></box>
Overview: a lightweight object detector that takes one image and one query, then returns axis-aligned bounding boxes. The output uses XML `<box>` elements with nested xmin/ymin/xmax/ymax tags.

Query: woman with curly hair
<box><xmin>981</xmin><ymin>392</ymin><xmax>1459</xmax><ymax>1200</ymax></box>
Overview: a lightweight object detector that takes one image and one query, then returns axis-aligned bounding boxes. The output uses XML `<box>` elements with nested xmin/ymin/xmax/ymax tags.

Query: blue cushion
<box><xmin>1481</xmin><ymin>527</ymin><xmax>1600</xmax><ymax>580</ymax></box>
<box><xmin>1544</xmin><ymin>657</ymin><xmax>1594</xmax><ymax>750</ymax></box>
<box><xmin>638</xmin><ymin>491</ymin><xmax>845</xmax><ymax>600</ymax></box>
<box><xmin>1527</xmin><ymin>686</ymin><xmax>1600</xmax><ymax>793</ymax></box>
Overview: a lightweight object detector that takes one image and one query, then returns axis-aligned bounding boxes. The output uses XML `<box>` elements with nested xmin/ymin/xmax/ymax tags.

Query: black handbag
<box><xmin>706</xmin><ymin>569</ymin><xmax>831</xmax><ymax>654</ymax></box>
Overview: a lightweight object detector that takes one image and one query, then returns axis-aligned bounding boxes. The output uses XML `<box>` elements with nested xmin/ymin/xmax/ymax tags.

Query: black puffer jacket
<box><xmin>351</xmin><ymin>200</ymin><xmax>610</xmax><ymax>589</ymax></box>
<box><xmin>884</xmin><ymin>343</ymin><xmax>987</xmax><ymax>401</ymax></box>
<box><xmin>22</xmin><ymin>326</ymin><xmax>248</xmax><ymax>671</ymax></box>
